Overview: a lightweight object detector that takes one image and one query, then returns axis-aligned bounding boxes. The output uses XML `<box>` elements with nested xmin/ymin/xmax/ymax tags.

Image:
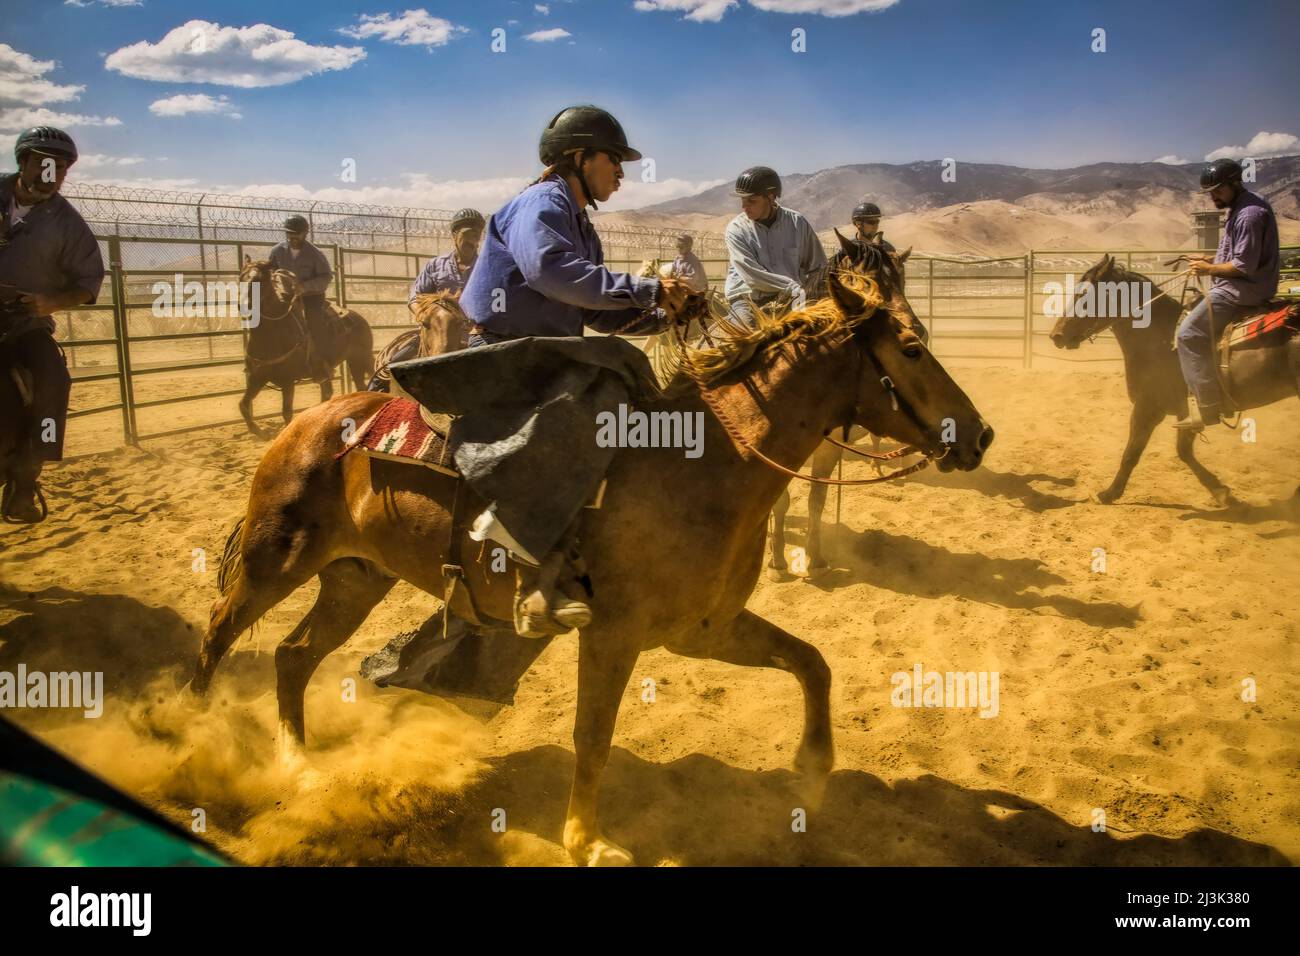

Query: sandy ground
<box><xmin>1</xmin><ymin>365</ymin><xmax>1298</xmax><ymax>866</ymax></box>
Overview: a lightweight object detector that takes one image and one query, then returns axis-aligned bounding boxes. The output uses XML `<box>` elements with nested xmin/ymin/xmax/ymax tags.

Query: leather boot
<box><xmin>2</xmin><ymin>463</ymin><xmax>46</xmax><ymax>524</ymax></box>
<box><xmin>514</xmin><ymin>548</ymin><xmax>592</xmax><ymax>639</ymax></box>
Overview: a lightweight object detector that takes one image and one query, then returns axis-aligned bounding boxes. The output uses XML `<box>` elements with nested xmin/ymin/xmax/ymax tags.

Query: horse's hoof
<box><xmin>276</xmin><ymin>724</ymin><xmax>308</xmax><ymax>773</ymax></box>
<box><xmin>1211</xmin><ymin>487</ymin><xmax>1234</xmax><ymax>508</ymax></box>
<box><xmin>766</xmin><ymin>566</ymin><xmax>792</xmax><ymax>583</ymax></box>
<box><xmin>1095</xmin><ymin>489</ymin><xmax>1119</xmax><ymax>505</ymax></box>
<box><xmin>580</xmin><ymin>838</ymin><xmax>635</xmax><ymax>868</ymax></box>
<box><xmin>805</xmin><ymin>562</ymin><xmax>829</xmax><ymax>581</ymax></box>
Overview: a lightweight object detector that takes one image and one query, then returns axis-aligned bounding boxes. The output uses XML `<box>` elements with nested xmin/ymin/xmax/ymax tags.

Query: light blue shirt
<box><xmin>724</xmin><ymin>205</ymin><xmax>827</xmax><ymax>304</ymax></box>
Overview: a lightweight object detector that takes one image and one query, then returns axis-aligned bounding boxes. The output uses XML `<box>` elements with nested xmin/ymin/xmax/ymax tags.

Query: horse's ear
<box><xmin>1098</xmin><ymin>252</ymin><xmax>1112</xmax><ymax>271</ymax></box>
<box><xmin>833</xmin><ymin>227</ymin><xmax>856</xmax><ymax>258</ymax></box>
<box><xmin>826</xmin><ymin>268</ymin><xmax>866</xmax><ymax>317</ymax></box>
<box><xmin>897</xmin><ymin>246</ymin><xmax>913</xmax><ymax>264</ymax></box>
<box><xmin>243</xmin><ymin>254</ymin><xmax>252</xmax><ymax>266</ymax></box>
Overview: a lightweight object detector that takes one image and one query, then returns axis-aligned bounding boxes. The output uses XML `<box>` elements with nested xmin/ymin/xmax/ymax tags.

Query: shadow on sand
<box><xmin>445</xmin><ymin>744</ymin><xmax>1289</xmax><ymax>866</ymax></box>
<box><xmin>781</xmin><ymin>525</ymin><xmax>1139</xmax><ymax>629</ymax></box>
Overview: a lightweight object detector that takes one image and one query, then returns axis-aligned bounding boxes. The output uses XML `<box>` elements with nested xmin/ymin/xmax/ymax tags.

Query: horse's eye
<box><xmin>903</xmin><ymin>345</ymin><xmax>923</xmax><ymax>359</ymax></box>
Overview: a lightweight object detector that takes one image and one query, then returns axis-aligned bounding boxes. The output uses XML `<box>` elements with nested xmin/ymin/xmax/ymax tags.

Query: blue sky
<box><xmin>2</xmin><ymin>0</ymin><xmax>1297</xmax><ymax>211</ymax></box>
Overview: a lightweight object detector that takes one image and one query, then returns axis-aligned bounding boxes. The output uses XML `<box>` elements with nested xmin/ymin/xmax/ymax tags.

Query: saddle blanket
<box><xmin>1227</xmin><ymin>302</ymin><xmax>1300</xmax><ymax>350</ymax></box>
<box><xmin>337</xmin><ymin>397</ymin><xmax>456</xmax><ymax>475</ymax></box>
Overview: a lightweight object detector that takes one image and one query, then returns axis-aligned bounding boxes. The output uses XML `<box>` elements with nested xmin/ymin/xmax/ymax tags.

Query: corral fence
<box><xmin>50</xmin><ymin>183</ymin><xmax>1300</xmax><ymax>456</ymax></box>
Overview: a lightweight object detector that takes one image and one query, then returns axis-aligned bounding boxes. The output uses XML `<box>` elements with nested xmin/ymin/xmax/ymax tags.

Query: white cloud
<box><xmin>65</xmin><ymin>0</ymin><xmax>144</xmax><ymax>7</ymax></box>
<box><xmin>748</xmin><ymin>0</ymin><xmax>899</xmax><ymax>14</ymax></box>
<box><xmin>633</xmin><ymin>0</ymin><xmax>896</xmax><ymax>21</ymax></box>
<box><xmin>633</xmin><ymin>0</ymin><xmax>739</xmax><ymax>22</ymax></box>
<box><xmin>75</xmin><ymin>153</ymin><xmax>148</xmax><ymax>170</ymax></box>
<box><xmin>105</xmin><ymin>20</ymin><xmax>366</xmax><ymax>88</ymax></box>
<box><xmin>1151</xmin><ymin>155</ymin><xmax>1190</xmax><ymax>166</ymax></box>
<box><xmin>339</xmin><ymin>10</ymin><xmax>469</xmax><ymax>47</ymax></box>
<box><xmin>1205</xmin><ymin>130</ymin><xmax>1300</xmax><ymax>161</ymax></box>
<box><xmin>0</xmin><ymin>42</ymin><xmax>86</xmax><ymax>108</ymax></box>
<box><xmin>0</xmin><ymin>106</ymin><xmax>122</xmax><ymax>132</ymax></box>
<box><xmin>598</xmin><ymin>176</ymin><xmax>728</xmax><ymax>212</ymax></box>
<box><xmin>535</xmin><ymin>3</ymin><xmax>551</xmax><ymax>13</ymax></box>
<box><xmin>525</xmin><ymin>28</ymin><xmax>572</xmax><ymax>42</ymax></box>
<box><xmin>149</xmin><ymin>93</ymin><xmax>242</xmax><ymax>119</ymax></box>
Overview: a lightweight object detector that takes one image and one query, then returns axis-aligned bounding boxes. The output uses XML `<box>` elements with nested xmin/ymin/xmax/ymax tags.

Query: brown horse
<box><xmin>768</xmin><ymin>230</ymin><xmax>918</xmax><ymax>578</ymax></box>
<box><xmin>237</xmin><ymin>257</ymin><xmax>374</xmax><ymax>438</ymax></box>
<box><xmin>0</xmin><ymin>311</ymin><xmax>36</xmax><ymax>522</ymax></box>
<box><xmin>192</xmin><ymin>268</ymin><xmax>994</xmax><ymax>866</ymax></box>
<box><xmin>1050</xmin><ymin>253</ymin><xmax>1299</xmax><ymax>505</ymax></box>
<box><xmin>369</xmin><ymin>291</ymin><xmax>471</xmax><ymax>393</ymax></box>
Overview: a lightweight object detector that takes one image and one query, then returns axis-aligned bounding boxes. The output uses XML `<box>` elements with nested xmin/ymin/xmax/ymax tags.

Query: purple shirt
<box><xmin>1213</xmin><ymin>189</ymin><xmax>1279</xmax><ymax>306</ymax></box>
<box><xmin>672</xmin><ymin>251</ymin><xmax>709</xmax><ymax>292</ymax></box>
<box><xmin>410</xmin><ymin>250</ymin><xmax>473</xmax><ymax>304</ymax></box>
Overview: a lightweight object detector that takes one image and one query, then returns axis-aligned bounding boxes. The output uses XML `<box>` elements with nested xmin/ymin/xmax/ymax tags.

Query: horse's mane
<box><xmin>665</xmin><ymin>270</ymin><xmax>889</xmax><ymax>388</ymax></box>
<box><xmin>409</xmin><ymin>289</ymin><xmax>465</xmax><ymax>327</ymax></box>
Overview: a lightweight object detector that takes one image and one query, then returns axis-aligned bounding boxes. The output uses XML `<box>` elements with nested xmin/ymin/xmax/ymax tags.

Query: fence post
<box><xmin>1023</xmin><ymin>250</ymin><xmax>1033</xmax><ymax>369</ymax></box>
<box><xmin>107</xmin><ymin>235</ymin><xmax>138</xmax><ymax>445</ymax></box>
<box><xmin>926</xmin><ymin>257</ymin><xmax>934</xmax><ymax>344</ymax></box>
<box><xmin>334</xmin><ymin>244</ymin><xmax>349</xmax><ymax>392</ymax></box>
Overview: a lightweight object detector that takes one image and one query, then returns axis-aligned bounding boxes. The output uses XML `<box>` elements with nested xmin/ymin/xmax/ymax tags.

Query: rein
<box><xmin>669</xmin><ymin>305</ymin><xmax>935</xmax><ymax>487</ymax></box>
<box><xmin>243</xmin><ymin>268</ymin><xmax>309</xmax><ymax>370</ymax></box>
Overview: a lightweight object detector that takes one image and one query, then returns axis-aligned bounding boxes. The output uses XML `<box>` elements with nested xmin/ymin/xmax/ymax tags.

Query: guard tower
<box><xmin>1192</xmin><ymin>210</ymin><xmax>1224</xmax><ymax>250</ymax></box>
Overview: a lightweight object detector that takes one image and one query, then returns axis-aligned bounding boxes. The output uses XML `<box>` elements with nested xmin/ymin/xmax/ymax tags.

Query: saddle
<box><xmin>1215</xmin><ymin>298</ymin><xmax>1300</xmax><ymax>409</ymax></box>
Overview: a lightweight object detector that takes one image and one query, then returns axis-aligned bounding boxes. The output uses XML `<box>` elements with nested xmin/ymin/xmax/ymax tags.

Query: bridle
<box><xmin>671</xmin><ymin>268</ymin><xmax>942</xmax><ymax>486</ymax></box>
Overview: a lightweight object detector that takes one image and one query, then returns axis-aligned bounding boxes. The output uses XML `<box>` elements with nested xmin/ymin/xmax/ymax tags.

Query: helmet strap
<box><xmin>571</xmin><ymin>149</ymin><xmax>598</xmax><ymax>211</ymax></box>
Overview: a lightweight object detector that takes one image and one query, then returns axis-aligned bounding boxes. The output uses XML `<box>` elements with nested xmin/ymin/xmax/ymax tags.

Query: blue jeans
<box><xmin>1175</xmin><ymin>293</ymin><xmax>1249</xmax><ymax>412</ymax></box>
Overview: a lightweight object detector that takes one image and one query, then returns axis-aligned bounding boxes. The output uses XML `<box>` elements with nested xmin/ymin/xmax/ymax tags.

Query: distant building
<box><xmin>1192</xmin><ymin>210</ymin><xmax>1224</xmax><ymax>251</ymax></box>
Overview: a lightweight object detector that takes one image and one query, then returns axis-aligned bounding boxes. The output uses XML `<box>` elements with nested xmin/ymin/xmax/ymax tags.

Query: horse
<box><xmin>368</xmin><ymin>291</ymin><xmax>471</xmax><ymax>393</ymax></box>
<box><xmin>237</xmin><ymin>257</ymin><xmax>374</xmax><ymax>438</ymax></box>
<box><xmin>190</xmin><ymin>266</ymin><xmax>994</xmax><ymax>866</ymax></box>
<box><xmin>768</xmin><ymin>229</ymin><xmax>919</xmax><ymax>579</ymax></box>
<box><xmin>1050</xmin><ymin>252</ymin><xmax>1299</xmax><ymax>506</ymax></box>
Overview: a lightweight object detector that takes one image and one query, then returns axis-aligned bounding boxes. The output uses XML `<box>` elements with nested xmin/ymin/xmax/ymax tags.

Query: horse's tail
<box><xmin>216</xmin><ymin>516</ymin><xmax>246</xmax><ymax>597</ymax></box>
<box><xmin>343</xmin><ymin>310</ymin><xmax>375</xmax><ymax>390</ymax></box>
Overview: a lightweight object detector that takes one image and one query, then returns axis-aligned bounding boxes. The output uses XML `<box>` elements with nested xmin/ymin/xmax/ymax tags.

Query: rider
<box><xmin>457</xmin><ymin>104</ymin><xmax>693</xmax><ymax>637</ymax></box>
<box><xmin>1172</xmin><ymin>159</ymin><xmax>1280</xmax><ymax>431</ymax></box>
<box><xmin>0</xmin><ymin>126</ymin><xmax>105</xmax><ymax>523</ymax></box>
<box><xmin>670</xmin><ymin>234</ymin><xmax>709</xmax><ymax>293</ymax></box>
<box><xmin>723</xmin><ymin>165</ymin><xmax>826</xmax><ymax>329</ymax></box>
<box><xmin>851</xmin><ymin>200</ymin><xmax>895</xmax><ymax>253</ymax></box>
<box><xmin>268</xmin><ymin>215</ymin><xmax>335</xmax><ymax>383</ymax></box>
<box><xmin>366</xmin><ymin>208</ymin><xmax>485</xmax><ymax>391</ymax></box>
<box><xmin>410</xmin><ymin>207</ymin><xmax>484</xmax><ymax>304</ymax></box>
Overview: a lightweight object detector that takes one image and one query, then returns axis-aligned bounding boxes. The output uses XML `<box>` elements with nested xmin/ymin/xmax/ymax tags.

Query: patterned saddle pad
<box><xmin>338</xmin><ymin>397</ymin><xmax>457</xmax><ymax>476</ymax></box>
<box><xmin>1225</xmin><ymin>300</ymin><xmax>1300</xmax><ymax>350</ymax></box>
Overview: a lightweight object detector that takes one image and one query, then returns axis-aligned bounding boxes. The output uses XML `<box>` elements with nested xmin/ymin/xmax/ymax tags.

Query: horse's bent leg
<box><xmin>1097</xmin><ymin>400</ymin><xmax>1163</xmax><ymax>504</ymax></box>
<box><xmin>669</xmin><ymin>609</ymin><xmax>832</xmax><ymax>796</ymax></box>
<box><xmin>563</xmin><ymin>628</ymin><xmax>640</xmax><ymax>867</ymax></box>
<box><xmin>193</xmin><ymin>570</ymin><xmax>299</xmax><ymax>694</ymax></box>
<box><xmin>767</xmin><ymin>491</ymin><xmax>791</xmax><ymax>580</ymax></box>
<box><xmin>275</xmin><ymin>558</ymin><xmax>395</xmax><ymax>762</ymax></box>
<box><xmin>281</xmin><ymin>380</ymin><xmax>296</xmax><ymax>425</ymax></box>
<box><xmin>239</xmin><ymin>370</ymin><xmax>269</xmax><ymax>438</ymax></box>
<box><xmin>1176</xmin><ymin>427</ymin><xmax>1232</xmax><ymax>506</ymax></box>
<box><xmin>806</xmin><ymin>443</ymin><xmax>840</xmax><ymax>574</ymax></box>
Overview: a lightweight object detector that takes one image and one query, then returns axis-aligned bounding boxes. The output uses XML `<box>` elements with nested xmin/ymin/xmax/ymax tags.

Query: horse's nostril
<box><xmin>978</xmin><ymin>425</ymin><xmax>995</xmax><ymax>450</ymax></box>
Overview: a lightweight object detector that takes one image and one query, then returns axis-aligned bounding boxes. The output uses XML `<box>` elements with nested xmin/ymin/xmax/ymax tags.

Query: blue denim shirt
<box><xmin>269</xmin><ymin>240</ymin><xmax>333</xmax><ymax>296</ymax></box>
<box><xmin>460</xmin><ymin>174</ymin><xmax>664</xmax><ymax>338</ymax></box>
<box><xmin>410</xmin><ymin>250</ymin><xmax>473</xmax><ymax>304</ymax></box>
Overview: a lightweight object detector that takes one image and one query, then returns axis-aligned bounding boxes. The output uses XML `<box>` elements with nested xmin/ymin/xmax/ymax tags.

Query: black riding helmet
<box><xmin>450</xmin><ymin>208</ymin><xmax>485</xmax><ymax>231</ymax></box>
<box><xmin>733</xmin><ymin>166</ymin><xmax>782</xmax><ymax>198</ymax></box>
<box><xmin>539</xmin><ymin>106</ymin><xmax>642</xmax><ymax>165</ymax></box>
<box><xmin>852</xmin><ymin>200</ymin><xmax>882</xmax><ymax>221</ymax></box>
<box><xmin>283</xmin><ymin>214</ymin><xmax>309</xmax><ymax>232</ymax></box>
<box><xmin>1200</xmin><ymin>158</ymin><xmax>1243</xmax><ymax>191</ymax></box>
<box><xmin>14</xmin><ymin>126</ymin><xmax>78</xmax><ymax>165</ymax></box>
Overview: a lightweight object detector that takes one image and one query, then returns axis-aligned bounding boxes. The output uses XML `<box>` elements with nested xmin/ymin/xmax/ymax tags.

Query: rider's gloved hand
<box><xmin>656</xmin><ymin>277</ymin><xmax>694</xmax><ymax>320</ymax></box>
